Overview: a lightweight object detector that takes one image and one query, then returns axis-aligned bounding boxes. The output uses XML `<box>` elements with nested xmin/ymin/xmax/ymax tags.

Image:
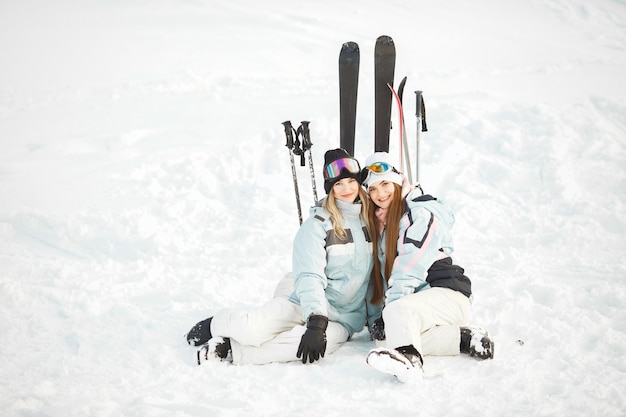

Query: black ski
<box><xmin>374</xmin><ymin>35</ymin><xmax>396</xmax><ymax>152</ymax></box>
<box><xmin>339</xmin><ymin>41</ymin><xmax>360</xmax><ymax>155</ymax></box>
<box><xmin>397</xmin><ymin>75</ymin><xmax>407</xmax><ymax>103</ymax></box>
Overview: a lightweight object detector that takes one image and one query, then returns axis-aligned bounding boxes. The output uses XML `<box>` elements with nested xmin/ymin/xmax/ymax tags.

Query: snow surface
<box><xmin>1</xmin><ymin>0</ymin><xmax>625</xmax><ymax>416</ymax></box>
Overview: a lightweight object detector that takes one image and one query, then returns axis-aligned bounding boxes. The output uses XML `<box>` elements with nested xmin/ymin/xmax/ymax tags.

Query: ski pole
<box><xmin>298</xmin><ymin>121</ymin><xmax>319</xmax><ymax>203</ymax></box>
<box><xmin>414</xmin><ymin>91</ymin><xmax>427</xmax><ymax>185</ymax></box>
<box><xmin>282</xmin><ymin>120</ymin><xmax>303</xmax><ymax>225</ymax></box>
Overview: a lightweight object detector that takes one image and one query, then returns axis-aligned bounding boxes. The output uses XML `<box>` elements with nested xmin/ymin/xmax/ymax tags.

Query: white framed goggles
<box><xmin>364</xmin><ymin>162</ymin><xmax>401</xmax><ymax>175</ymax></box>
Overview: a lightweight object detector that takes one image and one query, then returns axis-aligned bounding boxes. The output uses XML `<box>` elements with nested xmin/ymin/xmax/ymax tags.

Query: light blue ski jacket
<box><xmin>367</xmin><ymin>189</ymin><xmax>470</xmax><ymax>328</ymax></box>
<box><xmin>385</xmin><ymin>190</ymin><xmax>456</xmax><ymax>304</ymax></box>
<box><xmin>289</xmin><ymin>198</ymin><xmax>373</xmax><ymax>336</ymax></box>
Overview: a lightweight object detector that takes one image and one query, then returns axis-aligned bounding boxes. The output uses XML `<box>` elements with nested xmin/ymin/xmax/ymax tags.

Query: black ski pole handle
<box><xmin>415</xmin><ymin>91</ymin><xmax>428</xmax><ymax>132</ymax></box>
<box><xmin>300</xmin><ymin>121</ymin><xmax>312</xmax><ymax>150</ymax></box>
<box><xmin>282</xmin><ymin>120</ymin><xmax>295</xmax><ymax>149</ymax></box>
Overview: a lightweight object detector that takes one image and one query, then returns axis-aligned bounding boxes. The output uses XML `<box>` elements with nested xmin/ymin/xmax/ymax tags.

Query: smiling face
<box><xmin>331</xmin><ymin>177</ymin><xmax>360</xmax><ymax>203</ymax></box>
<box><xmin>367</xmin><ymin>180</ymin><xmax>396</xmax><ymax>209</ymax></box>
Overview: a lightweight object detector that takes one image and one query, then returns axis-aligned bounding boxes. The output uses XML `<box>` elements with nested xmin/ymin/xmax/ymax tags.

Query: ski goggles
<box><xmin>323</xmin><ymin>157</ymin><xmax>361</xmax><ymax>180</ymax></box>
<box><xmin>363</xmin><ymin>162</ymin><xmax>401</xmax><ymax>175</ymax></box>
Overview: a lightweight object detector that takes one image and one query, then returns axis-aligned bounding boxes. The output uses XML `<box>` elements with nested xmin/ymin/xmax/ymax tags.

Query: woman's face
<box><xmin>332</xmin><ymin>177</ymin><xmax>360</xmax><ymax>203</ymax></box>
<box><xmin>368</xmin><ymin>180</ymin><xmax>396</xmax><ymax>209</ymax></box>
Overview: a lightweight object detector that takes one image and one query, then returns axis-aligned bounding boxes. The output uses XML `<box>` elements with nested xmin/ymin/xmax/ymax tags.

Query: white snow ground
<box><xmin>1</xmin><ymin>0</ymin><xmax>625</xmax><ymax>416</ymax></box>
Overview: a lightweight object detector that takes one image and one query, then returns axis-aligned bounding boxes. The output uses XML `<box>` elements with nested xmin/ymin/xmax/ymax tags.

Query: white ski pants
<box><xmin>383</xmin><ymin>287</ymin><xmax>470</xmax><ymax>356</ymax></box>
<box><xmin>211</xmin><ymin>297</ymin><xmax>350</xmax><ymax>365</ymax></box>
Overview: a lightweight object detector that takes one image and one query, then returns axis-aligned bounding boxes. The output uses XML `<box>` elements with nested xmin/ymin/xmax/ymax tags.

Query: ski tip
<box><xmin>341</xmin><ymin>41</ymin><xmax>359</xmax><ymax>52</ymax></box>
<box><xmin>376</xmin><ymin>35</ymin><xmax>394</xmax><ymax>44</ymax></box>
<box><xmin>398</xmin><ymin>76</ymin><xmax>407</xmax><ymax>97</ymax></box>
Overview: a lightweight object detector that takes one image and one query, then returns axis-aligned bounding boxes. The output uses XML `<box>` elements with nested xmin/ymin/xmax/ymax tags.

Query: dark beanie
<box><xmin>323</xmin><ymin>148</ymin><xmax>361</xmax><ymax>194</ymax></box>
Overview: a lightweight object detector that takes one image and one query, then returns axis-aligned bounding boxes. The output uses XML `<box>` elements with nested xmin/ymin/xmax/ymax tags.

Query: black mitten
<box><xmin>297</xmin><ymin>315</ymin><xmax>328</xmax><ymax>364</ymax></box>
<box><xmin>186</xmin><ymin>317</ymin><xmax>213</xmax><ymax>346</ymax></box>
<box><xmin>370</xmin><ymin>317</ymin><xmax>386</xmax><ymax>341</ymax></box>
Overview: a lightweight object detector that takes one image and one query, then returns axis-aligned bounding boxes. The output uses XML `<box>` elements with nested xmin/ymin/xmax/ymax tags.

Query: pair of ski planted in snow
<box><xmin>338</xmin><ymin>35</ymin><xmax>396</xmax><ymax>156</ymax></box>
<box><xmin>282</xmin><ymin>35</ymin><xmax>428</xmax><ymax>224</ymax></box>
<box><xmin>339</xmin><ymin>35</ymin><xmax>427</xmax><ymax>184</ymax></box>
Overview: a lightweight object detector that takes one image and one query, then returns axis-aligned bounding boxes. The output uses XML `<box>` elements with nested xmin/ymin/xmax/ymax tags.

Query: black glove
<box><xmin>370</xmin><ymin>317</ymin><xmax>386</xmax><ymax>341</ymax></box>
<box><xmin>297</xmin><ymin>315</ymin><xmax>328</xmax><ymax>364</ymax></box>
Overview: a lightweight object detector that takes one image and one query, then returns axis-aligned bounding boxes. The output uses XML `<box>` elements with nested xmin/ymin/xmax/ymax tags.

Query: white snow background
<box><xmin>1</xmin><ymin>0</ymin><xmax>625</xmax><ymax>416</ymax></box>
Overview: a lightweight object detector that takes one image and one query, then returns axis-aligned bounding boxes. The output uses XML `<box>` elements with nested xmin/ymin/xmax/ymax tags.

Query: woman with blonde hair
<box><xmin>186</xmin><ymin>148</ymin><xmax>373</xmax><ymax>365</ymax></box>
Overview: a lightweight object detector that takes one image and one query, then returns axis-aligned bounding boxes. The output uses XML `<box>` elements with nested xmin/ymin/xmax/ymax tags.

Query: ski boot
<box><xmin>460</xmin><ymin>326</ymin><xmax>494</xmax><ymax>360</ymax></box>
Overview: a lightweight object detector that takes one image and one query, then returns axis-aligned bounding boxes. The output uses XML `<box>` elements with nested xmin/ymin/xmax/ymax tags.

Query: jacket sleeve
<box><xmin>292</xmin><ymin>215</ymin><xmax>329</xmax><ymax>320</ymax></box>
<box><xmin>385</xmin><ymin>201</ymin><xmax>453</xmax><ymax>304</ymax></box>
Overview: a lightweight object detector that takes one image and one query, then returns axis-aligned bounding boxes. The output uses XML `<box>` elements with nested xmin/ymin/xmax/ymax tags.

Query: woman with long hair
<box><xmin>362</xmin><ymin>152</ymin><xmax>493</xmax><ymax>382</ymax></box>
<box><xmin>186</xmin><ymin>148</ymin><xmax>373</xmax><ymax>365</ymax></box>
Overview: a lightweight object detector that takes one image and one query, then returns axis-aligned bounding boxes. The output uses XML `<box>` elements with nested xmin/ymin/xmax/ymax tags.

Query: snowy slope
<box><xmin>1</xmin><ymin>0</ymin><xmax>625</xmax><ymax>416</ymax></box>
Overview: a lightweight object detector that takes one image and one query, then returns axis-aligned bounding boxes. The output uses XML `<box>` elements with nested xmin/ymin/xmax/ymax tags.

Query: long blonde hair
<box><xmin>368</xmin><ymin>183</ymin><xmax>404</xmax><ymax>305</ymax></box>
<box><xmin>323</xmin><ymin>186</ymin><xmax>371</xmax><ymax>241</ymax></box>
